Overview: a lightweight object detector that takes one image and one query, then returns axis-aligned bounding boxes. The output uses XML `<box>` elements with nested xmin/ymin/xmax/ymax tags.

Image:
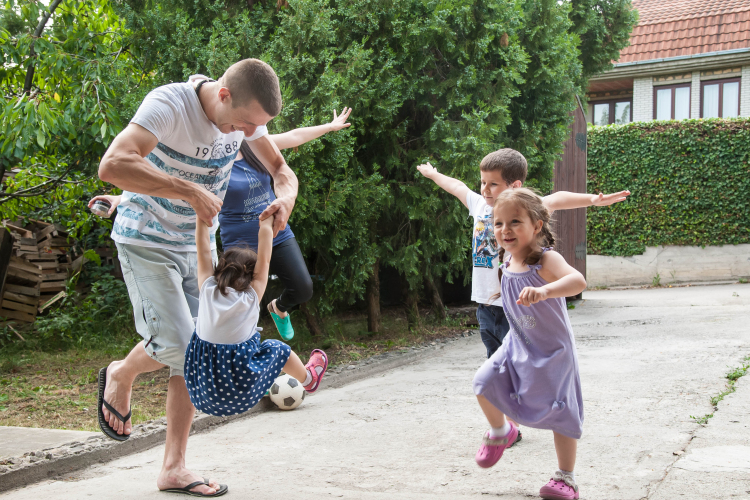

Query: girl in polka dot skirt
<box><xmin>184</xmin><ymin>215</ymin><xmax>328</xmax><ymax>417</ymax></box>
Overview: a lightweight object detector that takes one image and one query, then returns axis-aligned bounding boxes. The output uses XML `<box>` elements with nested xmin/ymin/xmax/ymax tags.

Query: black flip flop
<box><xmin>97</xmin><ymin>367</ymin><xmax>132</xmax><ymax>442</ymax></box>
<box><xmin>163</xmin><ymin>478</ymin><xmax>228</xmax><ymax>497</ymax></box>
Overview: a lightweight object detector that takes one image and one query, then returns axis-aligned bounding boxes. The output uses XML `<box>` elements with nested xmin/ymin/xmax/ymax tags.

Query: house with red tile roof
<box><xmin>586</xmin><ymin>0</ymin><xmax>750</xmax><ymax>124</ymax></box>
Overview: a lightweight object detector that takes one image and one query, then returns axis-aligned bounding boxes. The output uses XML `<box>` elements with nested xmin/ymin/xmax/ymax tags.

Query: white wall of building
<box><xmin>632</xmin><ymin>77</ymin><xmax>653</xmax><ymax>121</ymax></box>
<box><xmin>587</xmin><ymin>244</ymin><xmax>750</xmax><ymax>288</ymax></box>
<box><xmin>741</xmin><ymin>66</ymin><xmax>750</xmax><ymax>117</ymax></box>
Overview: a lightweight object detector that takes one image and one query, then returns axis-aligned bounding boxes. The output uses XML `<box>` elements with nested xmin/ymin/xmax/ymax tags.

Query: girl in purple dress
<box><xmin>472</xmin><ymin>188</ymin><xmax>587</xmax><ymax>500</ymax></box>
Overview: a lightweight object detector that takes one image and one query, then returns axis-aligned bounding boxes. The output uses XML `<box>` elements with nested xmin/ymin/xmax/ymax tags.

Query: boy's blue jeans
<box><xmin>476</xmin><ymin>304</ymin><xmax>510</xmax><ymax>358</ymax></box>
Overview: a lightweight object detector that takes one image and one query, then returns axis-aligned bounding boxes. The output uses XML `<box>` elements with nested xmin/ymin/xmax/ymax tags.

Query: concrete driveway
<box><xmin>3</xmin><ymin>284</ymin><xmax>749</xmax><ymax>499</ymax></box>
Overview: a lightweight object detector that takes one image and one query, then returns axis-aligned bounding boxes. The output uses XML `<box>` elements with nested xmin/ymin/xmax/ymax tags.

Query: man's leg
<box><xmin>109</xmin><ymin>242</ymin><xmax>224</xmax><ymax>493</ymax></box>
<box><xmin>103</xmin><ymin>342</ymin><xmax>163</xmax><ymax>436</ymax></box>
<box><xmin>156</xmin><ymin>376</ymin><xmax>220</xmax><ymax>495</ymax></box>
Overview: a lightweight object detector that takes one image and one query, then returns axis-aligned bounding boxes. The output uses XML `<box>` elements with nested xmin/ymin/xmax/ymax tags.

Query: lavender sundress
<box><xmin>473</xmin><ymin>252</ymin><xmax>584</xmax><ymax>439</ymax></box>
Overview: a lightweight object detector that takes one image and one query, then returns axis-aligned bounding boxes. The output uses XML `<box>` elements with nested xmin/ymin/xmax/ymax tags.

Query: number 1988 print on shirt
<box><xmin>473</xmin><ymin>215</ymin><xmax>499</xmax><ymax>268</ymax></box>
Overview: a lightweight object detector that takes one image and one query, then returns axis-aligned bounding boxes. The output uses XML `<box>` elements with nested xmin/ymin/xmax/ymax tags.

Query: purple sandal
<box><xmin>539</xmin><ymin>471</ymin><xmax>579</xmax><ymax>499</ymax></box>
<box><xmin>475</xmin><ymin>421</ymin><xmax>519</xmax><ymax>468</ymax></box>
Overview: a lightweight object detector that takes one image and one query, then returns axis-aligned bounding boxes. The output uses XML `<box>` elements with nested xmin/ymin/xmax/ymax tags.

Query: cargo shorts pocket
<box><xmin>133</xmin><ymin>296</ymin><xmax>161</xmax><ymax>348</ymax></box>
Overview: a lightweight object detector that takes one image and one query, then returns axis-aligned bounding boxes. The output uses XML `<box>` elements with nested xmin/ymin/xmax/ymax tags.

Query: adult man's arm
<box><xmin>98</xmin><ymin>123</ymin><xmax>223</xmax><ymax>226</ymax></box>
<box><xmin>250</xmin><ymin>135</ymin><xmax>298</xmax><ymax>237</ymax></box>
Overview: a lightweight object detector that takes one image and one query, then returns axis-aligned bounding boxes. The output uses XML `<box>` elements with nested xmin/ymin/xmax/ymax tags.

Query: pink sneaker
<box><xmin>303</xmin><ymin>349</ymin><xmax>328</xmax><ymax>393</ymax></box>
<box><xmin>474</xmin><ymin>421</ymin><xmax>519</xmax><ymax>468</ymax></box>
<box><xmin>539</xmin><ymin>471</ymin><xmax>579</xmax><ymax>499</ymax></box>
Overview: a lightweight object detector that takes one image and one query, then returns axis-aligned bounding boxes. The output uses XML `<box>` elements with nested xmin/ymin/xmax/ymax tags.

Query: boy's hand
<box><xmin>329</xmin><ymin>107</ymin><xmax>352</xmax><ymax>132</ymax></box>
<box><xmin>591</xmin><ymin>190</ymin><xmax>631</xmax><ymax>207</ymax></box>
<box><xmin>416</xmin><ymin>162</ymin><xmax>437</xmax><ymax>179</ymax></box>
<box><xmin>517</xmin><ymin>286</ymin><xmax>548</xmax><ymax>307</ymax></box>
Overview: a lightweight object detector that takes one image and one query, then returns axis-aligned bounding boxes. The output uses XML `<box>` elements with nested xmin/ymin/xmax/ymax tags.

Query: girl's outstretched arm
<box><xmin>195</xmin><ymin>220</ymin><xmax>214</xmax><ymax>290</ymax></box>
<box><xmin>517</xmin><ymin>251</ymin><xmax>586</xmax><ymax>306</ymax></box>
<box><xmin>270</xmin><ymin>107</ymin><xmax>352</xmax><ymax>150</ymax></box>
<box><xmin>249</xmin><ymin>215</ymin><xmax>274</xmax><ymax>300</ymax></box>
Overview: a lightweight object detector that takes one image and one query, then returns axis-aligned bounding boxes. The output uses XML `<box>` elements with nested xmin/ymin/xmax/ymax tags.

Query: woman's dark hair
<box><xmin>239</xmin><ymin>140</ymin><xmax>269</xmax><ymax>176</ymax></box>
<box><xmin>214</xmin><ymin>244</ymin><xmax>258</xmax><ymax>295</ymax></box>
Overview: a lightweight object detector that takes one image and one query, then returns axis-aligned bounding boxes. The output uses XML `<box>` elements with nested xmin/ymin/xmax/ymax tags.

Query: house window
<box><xmin>591</xmin><ymin>99</ymin><xmax>632</xmax><ymax>126</ymax></box>
<box><xmin>654</xmin><ymin>84</ymin><xmax>691</xmax><ymax>120</ymax></box>
<box><xmin>701</xmin><ymin>78</ymin><xmax>740</xmax><ymax>118</ymax></box>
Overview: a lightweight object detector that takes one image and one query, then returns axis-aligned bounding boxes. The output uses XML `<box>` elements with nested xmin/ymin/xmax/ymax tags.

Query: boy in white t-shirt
<box><xmin>417</xmin><ymin>149</ymin><xmax>629</xmax><ymax>358</ymax></box>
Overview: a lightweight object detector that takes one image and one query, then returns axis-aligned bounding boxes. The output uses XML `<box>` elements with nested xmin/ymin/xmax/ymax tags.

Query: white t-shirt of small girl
<box><xmin>196</xmin><ymin>276</ymin><xmax>260</xmax><ymax>344</ymax></box>
<box><xmin>466</xmin><ymin>190</ymin><xmax>502</xmax><ymax>307</ymax></box>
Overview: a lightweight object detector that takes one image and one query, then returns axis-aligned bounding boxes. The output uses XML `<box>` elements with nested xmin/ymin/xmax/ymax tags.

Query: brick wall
<box><xmin>633</xmin><ymin>77</ymin><xmax>653</xmax><ymax>121</ymax></box>
<box><xmin>691</xmin><ymin>72</ymin><xmax>701</xmax><ymax>118</ymax></box>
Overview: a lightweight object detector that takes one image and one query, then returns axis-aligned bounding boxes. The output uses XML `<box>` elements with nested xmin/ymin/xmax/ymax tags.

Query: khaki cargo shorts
<box><xmin>116</xmin><ymin>242</ymin><xmax>216</xmax><ymax>377</ymax></box>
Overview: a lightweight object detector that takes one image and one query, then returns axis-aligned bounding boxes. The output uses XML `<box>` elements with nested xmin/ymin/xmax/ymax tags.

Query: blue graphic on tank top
<box><xmin>472</xmin><ymin>215</ymin><xmax>499</xmax><ymax>268</ymax></box>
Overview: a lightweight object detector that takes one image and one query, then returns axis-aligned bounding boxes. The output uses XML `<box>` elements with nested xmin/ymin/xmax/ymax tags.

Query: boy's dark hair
<box><xmin>221</xmin><ymin>58</ymin><xmax>282</xmax><ymax>116</ymax></box>
<box><xmin>214</xmin><ymin>244</ymin><xmax>257</xmax><ymax>296</ymax></box>
<box><xmin>479</xmin><ymin>148</ymin><xmax>528</xmax><ymax>185</ymax></box>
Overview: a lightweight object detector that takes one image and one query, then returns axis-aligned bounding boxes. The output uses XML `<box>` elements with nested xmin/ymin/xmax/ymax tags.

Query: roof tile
<box><xmin>617</xmin><ymin>0</ymin><xmax>750</xmax><ymax>63</ymax></box>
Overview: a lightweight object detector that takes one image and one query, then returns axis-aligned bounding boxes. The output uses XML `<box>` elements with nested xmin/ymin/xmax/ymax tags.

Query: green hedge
<box><xmin>586</xmin><ymin>118</ymin><xmax>750</xmax><ymax>256</ymax></box>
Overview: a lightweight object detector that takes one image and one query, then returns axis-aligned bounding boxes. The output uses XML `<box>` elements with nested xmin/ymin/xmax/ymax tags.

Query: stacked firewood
<box><xmin>0</xmin><ymin>220</ymin><xmax>79</xmax><ymax>323</ymax></box>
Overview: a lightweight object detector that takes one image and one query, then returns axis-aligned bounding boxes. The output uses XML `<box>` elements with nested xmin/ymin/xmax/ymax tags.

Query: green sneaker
<box><xmin>268</xmin><ymin>301</ymin><xmax>294</xmax><ymax>341</ymax></box>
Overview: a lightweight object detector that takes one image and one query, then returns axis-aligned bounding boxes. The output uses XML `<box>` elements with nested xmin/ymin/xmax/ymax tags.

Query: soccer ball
<box><xmin>269</xmin><ymin>374</ymin><xmax>306</xmax><ymax>410</ymax></box>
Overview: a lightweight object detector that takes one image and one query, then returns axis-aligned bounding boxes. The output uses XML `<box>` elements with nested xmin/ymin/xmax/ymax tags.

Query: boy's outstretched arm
<box><xmin>270</xmin><ymin>107</ymin><xmax>352</xmax><ymax>150</ymax></box>
<box><xmin>416</xmin><ymin>162</ymin><xmax>471</xmax><ymax>208</ymax></box>
<box><xmin>195</xmin><ymin>220</ymin><xmax>214</xmax><ymax>291</ymax></box>
<box><xmin>249</xmin><ymin>216</ymin><xmax>274</xmax><ymax>300</ymax></box>
<box><xmin>543</xmin><ymin>190</ymin><xmax>631</xmax><ymax>213</ymax></box>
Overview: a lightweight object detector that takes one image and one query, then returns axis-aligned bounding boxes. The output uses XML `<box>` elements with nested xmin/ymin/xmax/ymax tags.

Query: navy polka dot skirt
<box><xmin>184</xmin><ymin>331</ymin><xmax>291</xmax><ymax>417</ymax></box>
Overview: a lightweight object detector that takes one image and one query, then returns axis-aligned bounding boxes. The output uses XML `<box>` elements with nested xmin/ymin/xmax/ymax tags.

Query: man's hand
<box><xmin>329</xmin><ymin>107</ymin><xmax>352</xmax><ymax>132</ymax></box>
<box><xmin>187</xmin><ymin>186</ymin><xmax>223</xmax><ymax>227</ymax></box>
<box><xmin>417</xmin><ymin>161</ymin><xmax>437</xmax><ymax>179</ymax></box>
<box><xmin>591</xmin><ymin>190</ymin><xmax>631</xmax><ymax>207</ymax></box>
<box><xmin>259</xmin><ymin>195</ymin><xmax>295</xmax><ymax>237</ymax></box>
<box><xmin>517</xmin><ymin>286</ymin><xmax>548</xmax><ymax>307</ymax></box>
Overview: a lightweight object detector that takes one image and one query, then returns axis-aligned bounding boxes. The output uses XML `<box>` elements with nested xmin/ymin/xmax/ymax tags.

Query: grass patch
<box><xmin>690</xmin><ymin>355</ymin><xmax>750</xmax><ymax>426</ymax></box>
<box><xmin>0</xmin><ymin>305</ymin><xmax>474</xmax><ymax>431</ymax></box>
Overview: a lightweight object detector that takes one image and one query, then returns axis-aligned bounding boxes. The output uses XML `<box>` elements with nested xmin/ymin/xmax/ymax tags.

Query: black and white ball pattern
<box><xmin>269</xmin><ymin>374</ymin><xmax>306</xmax><ymax>410</ymax></box>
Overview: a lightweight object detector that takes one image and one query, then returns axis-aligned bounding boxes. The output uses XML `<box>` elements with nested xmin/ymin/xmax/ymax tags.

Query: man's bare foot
<box><xmin>158</xmin><ymin>467</ymin><xmax>221</xmax><ymax>496</ymax></box>
<box><xmin>268</xmin><ymin>299</ymin><xmax>288</xmax><ymax>319</ymax></box>
<box><xmin>102</xmin><ymin>360</ymin><xmax>133</xmax><ymax>437</ymax></box>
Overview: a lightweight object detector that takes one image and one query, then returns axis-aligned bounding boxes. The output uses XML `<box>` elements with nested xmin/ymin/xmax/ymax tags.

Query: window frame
<box><xmin>653</xmin><ymin>83</ymin><xmax>691</xmax><ymax>120</ymax></box>
<box><xmin>700</xmin><ymin>77</ymin><xmax>741</xmax><ymax>118</ymax></box>
<box><xmin>590</xmin><ymin>98</ymin><xmax>633</xmax><ymax>125</ymax></box>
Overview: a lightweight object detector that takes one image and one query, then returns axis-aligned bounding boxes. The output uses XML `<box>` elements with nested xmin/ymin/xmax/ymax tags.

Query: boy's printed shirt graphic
<box><xmin>466</xmin><ymin>190</ymin><xmax>503</xmax><ymax>307</ymax></box>
<box><xmin>472</xmin><ymin>217</ymin><xmax>499</xmax><ymax>268</ymax></box>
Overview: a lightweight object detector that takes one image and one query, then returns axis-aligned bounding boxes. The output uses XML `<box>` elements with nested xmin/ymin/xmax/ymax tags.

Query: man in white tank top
<box><xmin>97</xmin><ymin>58</ymin><xmax>297</xmax><ymax>496</ymax></box>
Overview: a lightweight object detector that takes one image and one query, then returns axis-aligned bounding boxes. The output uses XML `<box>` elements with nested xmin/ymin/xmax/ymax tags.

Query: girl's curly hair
<box><xmin>214</xmin><ymin>244</ymin><xmax>257</xmax><ymax>296</ymax></box>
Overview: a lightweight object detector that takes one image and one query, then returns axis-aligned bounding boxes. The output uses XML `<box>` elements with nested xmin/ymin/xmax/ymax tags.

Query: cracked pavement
<box><xmin>3</xmin><ymin>284</ymin><xmax>749</xmax><ymax>499</ymax></box>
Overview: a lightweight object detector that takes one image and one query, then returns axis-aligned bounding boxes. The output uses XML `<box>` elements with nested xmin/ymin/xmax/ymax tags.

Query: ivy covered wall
<box><xmin>587</xmin><ymin>119</ymin><xmax>750</xmax><ymax>256</ymax></box>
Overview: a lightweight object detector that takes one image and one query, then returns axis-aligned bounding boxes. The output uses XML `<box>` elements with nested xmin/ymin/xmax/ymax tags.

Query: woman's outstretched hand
<box><xmin>87</xmin><ymin>194</ymin><xmax>121</xmax><ymax>216</ymax></box>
